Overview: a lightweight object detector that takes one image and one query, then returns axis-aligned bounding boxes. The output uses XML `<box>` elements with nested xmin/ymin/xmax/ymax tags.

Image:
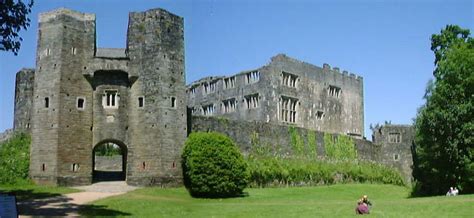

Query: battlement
<box><xmin>39</xmin><ymin>8</ymin><xmax>95</xmax><ymax>23</ymax></box>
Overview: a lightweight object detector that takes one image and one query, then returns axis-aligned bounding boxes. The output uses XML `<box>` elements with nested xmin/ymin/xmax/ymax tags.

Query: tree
<box><xmin>413</xmin><ymin>25</ymin><xmax>474</xmax><ymax>196</ymax></box>
<box><xmin>0</xmin><ymin>0</ymin><xmax>34</xmax><ymax>55</ymax></box>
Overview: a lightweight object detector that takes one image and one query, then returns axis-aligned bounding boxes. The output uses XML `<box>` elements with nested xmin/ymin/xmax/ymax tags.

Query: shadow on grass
<box><xmin>0</xmin><ymin>189</ymin><xmax>63</xmax><ymax>201</ymax></box>
<box><xmin>1</xmin><ymin>189</ymin><xmax>131</xmax><ymax>216</ymax></box>
<box><xmin>79</xmin><ymin>204</ymin><xmax>132</xmax><ymax>216</ymax></box>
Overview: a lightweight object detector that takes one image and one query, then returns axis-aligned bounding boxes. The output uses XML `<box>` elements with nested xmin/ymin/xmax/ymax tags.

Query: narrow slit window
<box><xmin>42</xmin><ymin>164</ymin><xmax>46</xmax><ymax>171</ymax></box>
<box><xmin>138</xmin><ymin>97</ymin><xmax>144</xmax><ymax>108</ymax></box>
<box><xmin>44</xmin><ymin>97</ymin><xmax>49</xmax><ymax>108</ymax></box>
<box><xmin>171</xmin><ymin>97</ymin><xmax>176</xmax><ymax>108</ymax></box>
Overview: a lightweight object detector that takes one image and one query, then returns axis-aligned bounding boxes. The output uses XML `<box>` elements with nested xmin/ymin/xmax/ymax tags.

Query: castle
<box><xmin>13</xmin><ymin>8</ymin><xmax>414</xmax><ymax>186</ymax></box>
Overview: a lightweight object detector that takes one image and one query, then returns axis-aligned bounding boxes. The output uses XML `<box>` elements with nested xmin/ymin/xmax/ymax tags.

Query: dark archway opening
<box><xmin>93</xmin><ymin>140</ymin><xmax>127</xmax><ymax>182</ymax></box>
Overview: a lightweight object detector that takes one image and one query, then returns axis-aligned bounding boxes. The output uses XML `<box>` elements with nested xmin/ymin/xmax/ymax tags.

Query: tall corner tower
<box><xmin>126</xmin><ymin>8</ymin><xmax>186</xmax><ymax>186</ymax></box>
<box><xmin>30</xmin><ymin>8</ymin><xmax>96</xmax><ymax>185</ymax></box>
<box><xmin>14</xmin><ymin>68</ymin><xmax>35</xmax><ymax>132</ymax></box>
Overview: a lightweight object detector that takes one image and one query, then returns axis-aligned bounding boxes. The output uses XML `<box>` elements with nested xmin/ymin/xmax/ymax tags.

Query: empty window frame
<box><xmin>102</xmin><ymin>90</ymin><xmax>119</xmax><ymax>108</ymax></box>
<box><xmin>224</xmin><ymin>77</ymin><xmax>235</xmax><ymax>89</ymax></box>
<box><xmin>202</xmin><ymin>104</ymin><xmax>215</xmax><ymax>116</ymax></box>
<box><xmin>77</xmin><ymin>97</ymin><xmax>85</xmax><ymax>109</ymax></box>
<box><xmin>71</xmin><ymin>47</ymin><xmax>77</xmax><ymax>55</ymax></box>
<box><xmin>328</xmin><ymin>85</ymin><xmax>341</xmax><ymax>98</ymax></box>
<box><xmin>393</xmin><ymin>154</ymin><xmax>400</xmax><ymax>161</ymax></box>
<box><xmin>280</xmin><ymin>96</ymin><xmax>298</xmax><ymax>123</ymax></box>
<box><xmin>244</xmin><ymin>94</ymin><xmax>259</xmax><ymax>109</ymax></box>
<box><xmin>315</xmin><ymin>110</ymin><xmax>324</xmax><ymax>120</ymax></box>
<box><xmin>245</xmin><ymin>71</ymin><xmax>260</xmax><ymax>84</ymax></box>
<box><xmin>221</xmin><ymin>98</ymin><xmax>236</xmax><ymax>113</ymax></box>
<box><xmin>203</xmin><ymin>81</ymin><xmax>217</xmax><ymax>94</ymax></box>
<box><xmin>138</xmin><ymin>97</ymin><xmax>144</xmax><ymax>108</ymax></box>
<box><xmin>72</xmin><ymin>163</ymin><xmax>80</xmax><ymax>172</ymax></box>
<box><xmin>44</xmin><ymin>97</ymin><xmax>49</xmax><ymax>108</ymax></box>
<box><xmin>282</xmin><ymin>71</ymin><xmax>298</xmax><ymax>88</ymax></box>
<box><xmin>388</xmin><ymin>132</ymin><xmax>401</xmax><ymax>143</ymax></box>
<box><xmin>189</xmin><ymin>87</ymin><xmax>197</xmax><ymax>96</ymax></box>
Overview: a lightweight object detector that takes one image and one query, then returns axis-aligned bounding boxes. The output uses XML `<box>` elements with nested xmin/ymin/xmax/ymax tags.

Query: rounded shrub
<box><xmin>182</xmin><ymin>132</ymin><xmax>249</xmax><ymax>198</ymax></box>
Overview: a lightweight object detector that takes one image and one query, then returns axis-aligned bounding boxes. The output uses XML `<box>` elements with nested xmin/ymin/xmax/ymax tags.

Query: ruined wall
<box><xmin>14</xmin><ymin>68</ymin><xmax>35</xmax><ymax>132</ymax></box>
<box><xmin>187</xmin><ymin>54</ymin><xmax>364</xmax><ymax>138</ymax></box>
<box><xmin>190</xmin><ymin>116</ymin><xmax>378</xmax><ymax>161</ymax></box>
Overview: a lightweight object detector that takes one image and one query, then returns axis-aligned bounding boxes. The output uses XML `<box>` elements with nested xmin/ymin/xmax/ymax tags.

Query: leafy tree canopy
<box><xmin>0</xmin><ymin>0</ymin><xmax>34</xmax><ymax>55</ymax></box>
<box><xmin>413</xmin><ymin>25</ymin><xmax>474</xmax><ymax>196</ymax></box>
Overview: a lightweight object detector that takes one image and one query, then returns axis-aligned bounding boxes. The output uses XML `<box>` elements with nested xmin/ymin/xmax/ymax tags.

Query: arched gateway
<box><xmin>92</xmin><ymin>140</ymin><xmax>127</xmax><ymax>182</ymax></box>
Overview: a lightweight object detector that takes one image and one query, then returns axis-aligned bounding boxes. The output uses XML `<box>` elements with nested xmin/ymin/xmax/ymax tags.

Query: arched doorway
<box><xmin>92</xmin><ymin>140</ymin><xmax>127</xmax><ymax>182</ymax></box>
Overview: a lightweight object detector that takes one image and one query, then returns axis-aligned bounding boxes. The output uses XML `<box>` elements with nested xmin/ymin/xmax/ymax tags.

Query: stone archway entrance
<box><xmin>92</xmin><ymin>140</ymin><xmax>127</xmax><ymax>182</ymax></box>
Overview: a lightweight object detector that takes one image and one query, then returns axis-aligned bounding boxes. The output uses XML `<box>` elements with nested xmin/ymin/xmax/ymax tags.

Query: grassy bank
<box><xmin>80</xmin><ymin>184</ymin><xmax>474</xmax><ymax>217</ymax></box>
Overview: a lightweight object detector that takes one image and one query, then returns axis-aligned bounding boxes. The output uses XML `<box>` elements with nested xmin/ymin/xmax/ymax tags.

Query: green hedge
<box><xmin>247</xmin><ymin>156</ymin><xmax>405</xmax><ymax>187</ymax></box>
<box><xmin>0</xmin><ymin>132</ymin><xmax>31</xmax><ymax>185</ymax></box>
<box><xmin>182</xmin><ymin>132</ymin><xmax>249</xmax><ymax>198</ymax></box>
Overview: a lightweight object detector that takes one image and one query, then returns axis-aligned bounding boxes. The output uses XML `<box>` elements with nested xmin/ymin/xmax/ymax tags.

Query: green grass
<box><xmin>80</xmin><ymin>184</ymin><xmax>474</xmax><ymax>217</ymax></box>
<box><xmin>0</xmin><ymin>183</ymin><xmax>79</xmax><ymax>201</ymax></box>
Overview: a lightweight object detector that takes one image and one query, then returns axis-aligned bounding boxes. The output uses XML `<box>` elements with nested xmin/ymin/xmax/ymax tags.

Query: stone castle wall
<box><xmin>190</xmin><ymin>116</ymin><xmax>414</xmax><ymax>183</ymax></box>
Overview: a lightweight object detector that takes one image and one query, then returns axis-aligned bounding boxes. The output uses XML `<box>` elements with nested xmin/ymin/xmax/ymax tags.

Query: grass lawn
<box><xmin>0</xmin><ymin>183</ymin><xmax>79</xmax><ymax>201</ymax></box>
<box><xmin>80</xmin><ymin>184</ymin><xmax>474</xmax><ymax>217</ymax></box>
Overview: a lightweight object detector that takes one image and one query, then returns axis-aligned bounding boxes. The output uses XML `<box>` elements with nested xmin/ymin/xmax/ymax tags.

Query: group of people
<box><xmin>446</xmin><ymin>187</ymin><xmax>459</xmax><ymax>196</ymax></box>
<box><xmin>355</xmin><ymin>195</ymin><xmax>372</xmax><ymax>215</ymax></box>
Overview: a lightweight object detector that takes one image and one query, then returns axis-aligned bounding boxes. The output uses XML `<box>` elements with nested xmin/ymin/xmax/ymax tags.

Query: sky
<box><xmin>0</xmin><ymin>0</ymin><xmax>472</xmax><ymax>138</ymax></box>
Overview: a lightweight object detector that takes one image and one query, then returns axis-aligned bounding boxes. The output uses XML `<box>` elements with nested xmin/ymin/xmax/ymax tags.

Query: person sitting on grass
<box><xmin>355</xmin><ymin>199</ymin><xmax>369</xmax><ymax>215</ymax></box>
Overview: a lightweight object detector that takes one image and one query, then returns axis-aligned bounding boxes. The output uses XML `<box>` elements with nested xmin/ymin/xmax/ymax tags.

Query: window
<box><xmin>316</xmin><ymin>110</ymin><xmax>324</xmax><ymax>120</ymax></box>
<box><xmin>280</xmin><ymin>96</ymin><xmax>298</xmax><ymax>123</ymax></box>
<box><xmin>189</xmin><ymin>87</ymin><xmax>197</xmax><ymax>96</ymax></box>
<box><xmin>389</xmin><ymin>133</ymin><xmax>401</xmax><ymax>143</ymax></box>
<box><xmin>246</xmin><ymin>71</ymin><xmax>260</xmax><ymax>84</ymax></box>
<box><xmin>71</xmin><ymin>47</ymin><xmax>77</xmax><ymax>55</ymax></box>
<box><xmin>103</xmin><ymin>90</ymin><xmax>119</xmax><ymax>108</ymax></box>
<box><xmin>72</xmin><ymin>163</ymin><xmax>80</xmax><ymax>172</ymax></box>
<box><xmin>328</xmin><ymin>85</ymin><xmax>341</xmax><ymax>98</ymax></box>
<box><xmin>393</xmin><ymin>154</ymin><xmax>400</xmax><ymax>161</ymax></box>
<box><xmin>224</xmin><ymin>77</ymin><xmax>235</xmax><ymax>89</ymax></box>
<box><xmin>222</xmin><ymin>98</ymin><xmax>236</xmax><ymax>113</ymax></box>
<box><xmin>244</xmin><ymin>94</ymin><xmax>259</xmax><ymax>109</ymax></box>
<box><xmin>44</xmin><ymin>97</ymin><xmax>49</xmax><ymax>108</ymax></box>
<box><xmin>202</xmin><ymin>104</ymin><xmax>215</xmax><ymax>116</ymax></box>
<box><xmin>282</xmin><ymin>71</ymin><xmax>298</xmax><ymax>88</ymax></box>
<box><xmin>171</xmin><ymin>97</ymin><xmax>176</xmax><ymax>108</ymax></box>
<box><xmin>138</xmin><ymin>97</ymin><xmax>144</xmax><ymax>108</ymax></box>
<box><xmin>203</xmin><ymin>81</ymin><xmax>217</xmax><ymax>94</ymax></box>
<box><xmin>42</xmin><ymin>164</ymin><xmax>46</xmax><ymax>171</ymax></box>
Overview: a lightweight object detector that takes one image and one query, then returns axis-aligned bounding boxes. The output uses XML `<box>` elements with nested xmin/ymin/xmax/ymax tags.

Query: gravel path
<box><xmin>18</xmin><ymin>181</ymin><xmax>138</xmax><ymax>217</ymax></box>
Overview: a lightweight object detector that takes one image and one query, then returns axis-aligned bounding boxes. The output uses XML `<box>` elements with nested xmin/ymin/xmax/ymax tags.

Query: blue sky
<box><xmin>0</xmin><ymin>0</ymin><xmax>472</xmax><ymax>138</ymax></box>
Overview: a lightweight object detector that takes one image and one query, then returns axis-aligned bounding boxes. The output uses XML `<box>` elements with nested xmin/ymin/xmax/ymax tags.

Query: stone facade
<box><xmin>187</xmin><ymin>54</ymin><xmax>364</xmax><ymax>138</ymax></box>
<box><xmin>21</xmin><ymin>8</ymin><xmax>186</xmax><ymax>186</ymax></box>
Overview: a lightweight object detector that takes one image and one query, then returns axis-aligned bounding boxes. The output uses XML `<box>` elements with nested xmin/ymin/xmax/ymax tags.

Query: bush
<box><xmin>182</xmin><ymin>132</ymin><xmax>249</xmax><ymax>198</ymax></box>
<box><xmin>0</xmin><ymin>132</ymin><xmax>31</xmax><ymax>185</ymax></box>
<box><xmin>246</xmin><ymin>156</ymin><xmax>405</xmax><ymax>187</ymax></box>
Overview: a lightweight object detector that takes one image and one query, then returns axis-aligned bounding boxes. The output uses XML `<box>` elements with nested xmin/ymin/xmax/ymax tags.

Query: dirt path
<box><xmin>18</xmin><ymin>181</ymin><xmax>138</xmax><ymax>217</ymax></box>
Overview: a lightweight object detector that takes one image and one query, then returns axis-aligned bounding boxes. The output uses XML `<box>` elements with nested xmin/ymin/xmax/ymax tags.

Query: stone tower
<box><xmin>14</xmin><ymin>68</ymin><xmax>35</xmax><ymax>132</ymax></box>
<box><xmin>372</xmin><ymin>124</ymin><xmax>415</xmax><ymax>183</ymax></box>
<box><xmin>28</xmin><ymin>8</ymin><xmax>186</xmax><ymax>186</ymax></box>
